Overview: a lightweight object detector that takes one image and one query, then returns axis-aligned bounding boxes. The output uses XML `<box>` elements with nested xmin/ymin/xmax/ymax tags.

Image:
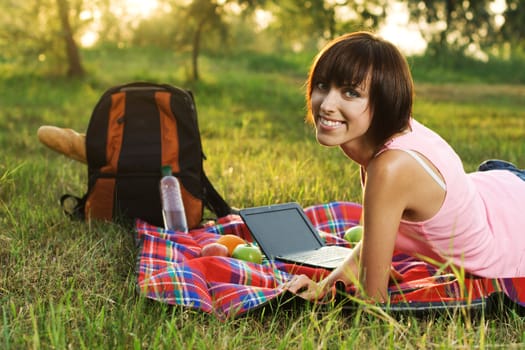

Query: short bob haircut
<box><xmin>306</xmin><ymin>31</ymin><xmax>414</xmax><ymax>149</ymax></box>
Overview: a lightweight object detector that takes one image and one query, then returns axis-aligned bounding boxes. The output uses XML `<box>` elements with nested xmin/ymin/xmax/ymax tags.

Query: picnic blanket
<box><xmin>136</xmin><ymin>201</ymin><xmax>525</xmax><ymax>319</ymax></box>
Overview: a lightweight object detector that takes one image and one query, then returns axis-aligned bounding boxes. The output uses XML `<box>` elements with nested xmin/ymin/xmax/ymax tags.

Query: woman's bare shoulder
<box><xmin>366</xmin><ymin>149</ymin><xmax>418</xmax><ymax>182</ymax></box>
<box><xmin>366</xmin><ymin>149</ymin><xmax>445</xmax><ymax>221</ymax></box>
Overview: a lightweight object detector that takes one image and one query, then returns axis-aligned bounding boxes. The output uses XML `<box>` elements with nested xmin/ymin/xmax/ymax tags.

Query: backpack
<box><xmin>61</xmin><ymin>81</ymin><xmax>233</xmax><ymax>228</ymax></box>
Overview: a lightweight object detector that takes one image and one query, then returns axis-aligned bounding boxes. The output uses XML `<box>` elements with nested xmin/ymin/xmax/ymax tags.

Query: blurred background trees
<box><xmin>0</xmin><ymin>0</ymin><xmax>522</xmax><ymax>79</ymax></box>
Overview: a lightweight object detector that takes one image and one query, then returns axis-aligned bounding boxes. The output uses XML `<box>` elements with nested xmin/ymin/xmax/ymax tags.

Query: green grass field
<box><xmin>1</xmin><ymin>47</ymin><xmax>525</xmax><ymax>349</ymax></box>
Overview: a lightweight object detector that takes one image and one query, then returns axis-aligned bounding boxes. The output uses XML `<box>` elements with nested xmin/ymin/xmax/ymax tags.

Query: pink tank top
<box><xmin>378</xmin><ymin>119</ymin><xmax>525</xmax><ymax>278</ymax></box>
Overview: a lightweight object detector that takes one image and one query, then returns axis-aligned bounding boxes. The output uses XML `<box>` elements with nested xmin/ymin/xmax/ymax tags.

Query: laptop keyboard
<box><xmin>286</xmin><ymin>246</ymin><xmax>351</xmax><ymax>263</ymax></box>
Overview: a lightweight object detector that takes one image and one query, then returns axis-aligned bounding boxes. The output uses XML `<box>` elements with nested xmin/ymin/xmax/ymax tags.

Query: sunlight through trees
<box><xmin>0</xmin><ymin>0</ymin><xmax>522</xmax><ymax>78</ymax></box>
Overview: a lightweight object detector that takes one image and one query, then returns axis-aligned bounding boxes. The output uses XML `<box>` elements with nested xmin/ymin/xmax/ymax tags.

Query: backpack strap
<box><xmin>202</xmin><ymin>172</ymin><xmax>237</xmax><ymax>217</ymax></box>
<box><xmin>61</xmin><ymin>177</ymin><xmax>235</xmax><ymax>223</ymax></box>
<box><xmin>60</xmin><ymin>193</ymin><xmax>86</xmax><ymax>221</ymax></box>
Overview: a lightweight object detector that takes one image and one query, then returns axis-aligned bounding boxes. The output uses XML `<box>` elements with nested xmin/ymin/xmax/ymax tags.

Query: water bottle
<box><xmin>160</xmin><ymin>165</ymin><xmax>188</xmax><ymax>232</ymax></box>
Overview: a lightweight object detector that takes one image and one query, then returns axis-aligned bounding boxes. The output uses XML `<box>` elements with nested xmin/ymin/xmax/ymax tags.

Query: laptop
<box><xmin>239</xmin><ymin>202</ymin><xmax>354</xmax><ymax>270</ymax></box>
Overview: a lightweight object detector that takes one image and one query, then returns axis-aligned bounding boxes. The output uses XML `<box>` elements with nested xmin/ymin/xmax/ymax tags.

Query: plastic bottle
<box><xmin>160</xmin><ymin>165</ymin><xmax>188</xmax><ymax>232</ymax></box>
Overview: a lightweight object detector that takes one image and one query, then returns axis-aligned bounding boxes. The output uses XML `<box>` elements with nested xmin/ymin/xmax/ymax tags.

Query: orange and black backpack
<box><xmin>62</xmin><ymin>82</ymin><xmax>232</xmax><ymax>228</ymax></box>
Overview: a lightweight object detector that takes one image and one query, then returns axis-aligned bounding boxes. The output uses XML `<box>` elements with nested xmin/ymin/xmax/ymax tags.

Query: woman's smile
<box><xmin>318</xmin><ymin>116</ymin><xmax>346</xmax><ymax>129</ymax></box>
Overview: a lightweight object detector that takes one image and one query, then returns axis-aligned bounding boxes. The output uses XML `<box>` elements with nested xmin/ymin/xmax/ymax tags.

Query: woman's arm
<box><xmin>358</xmin><ymin>151</ymin><xmax>408</xmax><ymax>301</ymax></box>
<box><xmin>286</xmin><ymin>151</ymin><xmax>423</xmax><ymax>301</ymax></box>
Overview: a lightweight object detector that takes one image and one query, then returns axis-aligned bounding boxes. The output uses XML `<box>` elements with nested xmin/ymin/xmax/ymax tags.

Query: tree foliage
<box><xmin>0</xmin><ymin>0</ymin><xmax>88</xmax><ymax>76</ymax></box>
<box><xmin>406</xmin><ymin>0</ymin><xmax>524</xmax><ymax>58</ymax></box>
<box><xmin>130</xmin><ymin>0</ymin><xmax>268</xmax><ymax>81</ymax></box>
<box><xmin>181</xmin><ymin>0</ymin><xmax>269</xmax><ymax>80</ymax></box>
<box><xmin>499</xmin><ymin>0</ymin><xmax>525</xmax><ymax>46</ymax></box>
<box><xmin>0</xmin><ymin>1</ymin><xmax>56</xmax><ymax>62</ymax></box>
<box><xmin>1</xmin><ymin>0</ymin><xmax>523</xmax><ymax>78</ymax></box>
<box><xmin>266</xmin><ymin>0</ymin><xmax>388</xmax><ymax>52</ymax></box>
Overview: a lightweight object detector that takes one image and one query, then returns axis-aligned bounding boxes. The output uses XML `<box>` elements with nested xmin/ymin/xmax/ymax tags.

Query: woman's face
<box><xmin>310</xmin><ymin>81</ymin><xmax>373</xmax><ymax>151</ymax></box>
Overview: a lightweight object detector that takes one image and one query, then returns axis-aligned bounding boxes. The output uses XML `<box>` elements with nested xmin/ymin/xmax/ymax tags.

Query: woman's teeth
<box><xmin>320</xmin><ymin>117</ymin><xmax>344</xmax><ymax>127</ymax></box>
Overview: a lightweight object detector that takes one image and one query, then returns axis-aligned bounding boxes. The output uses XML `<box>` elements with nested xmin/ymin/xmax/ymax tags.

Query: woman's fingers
<box><xmin>283</xmin><ymin>275</ymin><xmax>327</xmax><ymax>300</ymax></box>
<box><xmin>283</xmin><ymin>274</ymin><xmax>311</xmax><ymax>293</ymax></box>
<box><xmin>297</xmin><ymin>285</ymin><xmax>325</xmax><ymax>300</ymax></box>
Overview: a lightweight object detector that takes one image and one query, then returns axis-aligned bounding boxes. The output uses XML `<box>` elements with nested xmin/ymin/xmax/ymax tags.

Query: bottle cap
<box><xmin>161</xmin><ymin>165</ymin><xmax>172</xmax><ymax>177</ymax></box>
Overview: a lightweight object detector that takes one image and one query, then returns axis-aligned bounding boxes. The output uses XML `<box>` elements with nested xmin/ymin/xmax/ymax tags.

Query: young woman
<box><xmin>285</xmin><ymin>31</ymin><xmax>525</xmax><ymax>302</ymax></box>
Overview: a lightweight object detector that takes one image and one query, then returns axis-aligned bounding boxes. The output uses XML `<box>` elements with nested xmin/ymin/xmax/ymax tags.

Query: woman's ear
<box><xmin>37</xmin><ymin>125</ymin><xmax>87</xmax><ymax>164</ymax></box>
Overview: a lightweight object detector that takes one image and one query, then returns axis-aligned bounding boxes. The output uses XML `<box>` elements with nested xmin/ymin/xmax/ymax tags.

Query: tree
<box><xmin>56</xmin><ymin>0</ymin><xmax>85</xmax><ymax>77</ymax></box>
<box><xmin>406</xmin><ymin>0</ymin><xmax>500</xmax><ymax>57</ymax></box>
<box><xmin>0</xmin><ymin>0</ymin><xmax>86</xmax><ymax>77</ymax></box>
<box><xmin>187</xmin><ymin>0</ymin><xmax>224</xmax><ymax>81</ymax></box>
<box><xmin>168</xmin><ymin>0</ymin><xmax>267</xmax><ymax>81</ymax></box>
<box><xmin>0</xmin><ymin>2</ymin><xmax>54</xmax><ymax>63</ymax></box>
<box><xmin>266</xmin><ymin>0</ymin><xmax>388</xmax><ymax>52</ymax></box>
<box><xmin>499</xmin><ymin>0</ymin><xmax>525</xmax><ymax>50</ymax></box>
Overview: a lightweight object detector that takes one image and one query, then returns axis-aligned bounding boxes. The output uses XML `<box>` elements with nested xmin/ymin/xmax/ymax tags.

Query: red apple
<box><xmin>232</xmin><ymin>244</ymin><xmax>263</xmax><ymax>264</ymax></box>
<box><xmin>201</xmin><ymin>242</ymin><xmax>229</xmax><ymax>257</ymax></box>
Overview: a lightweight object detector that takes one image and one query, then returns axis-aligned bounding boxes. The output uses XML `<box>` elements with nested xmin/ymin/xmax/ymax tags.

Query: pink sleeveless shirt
<box><xmin>378</xmin><ymin>119</ymin><xmax>525</xmax><ymax>278</ymax></box>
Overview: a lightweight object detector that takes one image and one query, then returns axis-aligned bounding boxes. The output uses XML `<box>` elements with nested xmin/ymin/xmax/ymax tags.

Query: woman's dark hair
<box><xmin>306</xmin><ymin>31</ymin><xmax>414</xmax><ymax>148</ymax></box>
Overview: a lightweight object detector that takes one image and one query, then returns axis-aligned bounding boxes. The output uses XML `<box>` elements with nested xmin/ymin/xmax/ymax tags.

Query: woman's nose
<box><xmin>319</xmin><ymin>89</ymin><xmax>338</xmax><ymax>114</ymax></box>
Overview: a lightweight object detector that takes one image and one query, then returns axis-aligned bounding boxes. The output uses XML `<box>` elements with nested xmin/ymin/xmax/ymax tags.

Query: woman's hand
<box><xmin>283</xmin><ymin>274</ymin><xmax>330</xmax><ymax>301</ymax></box>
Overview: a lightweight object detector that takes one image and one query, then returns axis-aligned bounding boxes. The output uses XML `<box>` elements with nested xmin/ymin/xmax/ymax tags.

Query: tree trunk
<box><xmin>56</xmin><ymin>0</ymin><xmax>85</xmax><ymax>77</ymax></box>
<box><xmin>439</xmin><ymin>0</ymin><xmax>455</xmax><ymax>49</ymax></box>
<box><xmin>192</xmin><ymin>23</ymin><xmax>202</xmax><ymax>81</ymax></box>
<box><xmin>191</xmin><ymin>4</ymin><xmax>217</xmax><ymax>82</ymax></box>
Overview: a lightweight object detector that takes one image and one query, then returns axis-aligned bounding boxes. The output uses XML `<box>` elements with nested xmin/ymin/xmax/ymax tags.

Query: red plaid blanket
<box><xmin>136</xmin><ymin>202</ymin><xmax>525</xmax><ymax>319</ymax></box>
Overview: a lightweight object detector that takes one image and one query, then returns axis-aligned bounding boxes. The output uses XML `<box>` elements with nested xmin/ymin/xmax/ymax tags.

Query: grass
<box><xmin>1</xmin><ymin>46</ymin><xmax>525</xmax><ymax>348</ymax></box>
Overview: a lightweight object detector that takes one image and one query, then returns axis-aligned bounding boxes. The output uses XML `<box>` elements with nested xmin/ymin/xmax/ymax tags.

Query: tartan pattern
<box><xmin>136</xmin><ymin>201</ymin><xmax>525</xmax><ymax>318</ymax></box>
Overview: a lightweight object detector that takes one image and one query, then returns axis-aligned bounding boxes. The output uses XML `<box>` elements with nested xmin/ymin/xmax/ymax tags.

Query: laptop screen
<box><xmin>240</xmin><ymin>203</ymin><xmax>324</xmax><ymax>260</ymax></box>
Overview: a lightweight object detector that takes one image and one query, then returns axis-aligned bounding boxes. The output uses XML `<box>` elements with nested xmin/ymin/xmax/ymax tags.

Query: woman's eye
<box><xmin>343</xmin><ymin>89</ymin><xmax>359</xmax><ymax>98</ymax></box>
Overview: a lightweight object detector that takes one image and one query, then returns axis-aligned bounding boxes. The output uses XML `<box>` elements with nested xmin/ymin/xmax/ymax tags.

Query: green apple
<box><xmin>232</xmin><ymin>244</ymin><xmax>263</xmax><ymax>264</ymax></box>
<box><xmin>344</xmin><ymin>225</ymin><xmax>363</xmax><ymax>243</ymax></box>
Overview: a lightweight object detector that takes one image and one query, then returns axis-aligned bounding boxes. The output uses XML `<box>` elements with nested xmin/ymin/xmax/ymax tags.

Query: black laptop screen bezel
<box><xmin>239</xmin><ymin>202</ymin><xmax>326</xmax><ymax>260</ymax></box>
